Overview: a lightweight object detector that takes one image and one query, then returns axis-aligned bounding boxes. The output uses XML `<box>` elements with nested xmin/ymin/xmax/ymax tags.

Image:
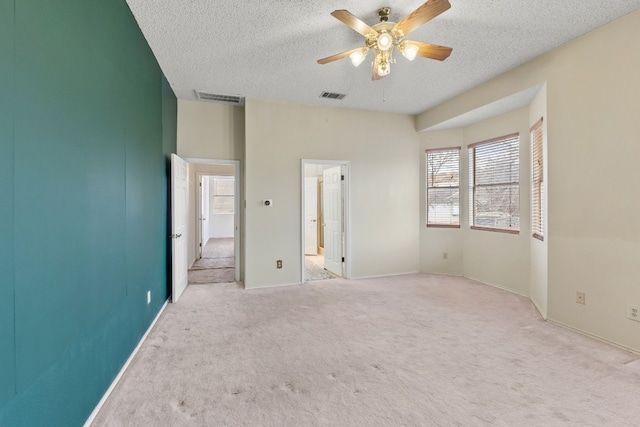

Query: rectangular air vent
<box><xmin>320</xmin><ymin>91</ymin><xmax>346</xmax><ymax>100</ymax></box>
<box><xmin>195</xmin><ymin>90</ymin><xmax>245</xmax><ymax>106</ymax></box>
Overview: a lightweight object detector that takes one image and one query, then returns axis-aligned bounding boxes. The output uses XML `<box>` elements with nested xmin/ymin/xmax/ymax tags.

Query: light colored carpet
<box><xmin>202</xmin><ymin>237</ymin><xmax>234</xmax><ymax>259</ymax></box>
<box><xmin>92</xmin><ymin>274</ymin><xmax>640</xmax><ymax>426</ymax></box>
<box><xmin>188</xmin><ymin>268</ymin><xmax>236</xmax><ymax>284</ymax></box>
<box><xmin>305</xmin><ymin>255</ymin><xmax>336</xmax><ymax>281</ymax></box>
<box><xmin>188</xmin><ymin>238</ymin><xmax>235</xmax><ymax>284</ymax></box>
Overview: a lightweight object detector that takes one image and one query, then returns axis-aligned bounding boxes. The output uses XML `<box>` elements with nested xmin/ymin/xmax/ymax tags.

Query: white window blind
<box><xmin>426</xmin><ymin>147</ymin><xmax>460</xmax><ymax>227</ymax></box>
<box><xmin>531</xmin><ymin>118</ymin><xmax>544</xmax><ymax>240</ymax></box>
<box><xmin>469</xmin><ymin>133</ymin><xmax>520</xmax><ymax>233</ymax></box>
<box><xmin>211</xmin><ymin>177</ymin><xmax>235</xmax><ymax>214</ymax></box>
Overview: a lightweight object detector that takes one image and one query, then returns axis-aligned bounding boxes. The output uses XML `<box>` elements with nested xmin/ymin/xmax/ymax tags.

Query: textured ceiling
<box><xmin>126</xmin><ymin>0</ymin><xmax>640</xmax><ymax>116</ymax></box>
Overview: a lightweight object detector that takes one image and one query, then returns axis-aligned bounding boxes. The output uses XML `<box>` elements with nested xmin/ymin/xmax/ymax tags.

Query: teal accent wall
<box><xmin>0</xmin><ymin>0</ymin><xmax>177</xmax><ymax>425</ymax></box>
<box><xmin>0</xmin><ymin>0</ymin><xmax>17</xmax><ymax>407</ymax></box>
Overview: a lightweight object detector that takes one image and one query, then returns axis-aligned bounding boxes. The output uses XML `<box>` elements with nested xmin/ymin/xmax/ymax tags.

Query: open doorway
<box><xmin>301</xmin><ymin>160</ymin><xmax>351</xmax><ymax>282</ymax></box>
<box><xmin>185</xmin><ymin>159</ymin><xmax>240</xmax><ymax>285</ymax></box>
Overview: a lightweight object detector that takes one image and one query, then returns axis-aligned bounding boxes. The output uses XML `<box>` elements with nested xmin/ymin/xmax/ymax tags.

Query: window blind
<box><xmin>426</xmin><ymin>147</ymin><xmax>460</xmax><ymax>227</ymax></box>
<box><xmin>469</xmin><ymin>133</ymin><xmax>520</xmax><ymax>233</ymax></box>
<box><xmin>531</xmin><ymin>118</ymin><xmax>544</xmax><ymax>240</ymax></box>
<box><xmin>211</xmin><ymin>177</ymin><xmax>235</xmax><ymax>214</ymax></box>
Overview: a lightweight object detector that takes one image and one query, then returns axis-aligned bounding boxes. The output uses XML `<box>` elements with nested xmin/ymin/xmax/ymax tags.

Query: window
<box><xmin>211</xmin><ymin>176</ymin><xmax>235</xmax><ymax>214</ymax></box>
<box><xmin>426</xmin><ymin>147</ymin><xmax>460</xmax><ymax>227</ymax></box>
<box><xmin>469</xmin><ymin>133</ymin><xmax>520</xmax><ymax>233</ymax></box>
<box><xmin>531</xmin><ymin>118</ymin><xmax>544</xmax><ymax>240</ymax></box>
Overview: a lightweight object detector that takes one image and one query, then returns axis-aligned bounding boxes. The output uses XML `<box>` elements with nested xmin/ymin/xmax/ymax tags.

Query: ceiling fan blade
<box><xmin>394</xmin><ymin>0</ymin><xmax>451</xmax><ymax>36</ymax></box>
<box><xmin>317</xmin><ymin>47</ymin><xmax>363</xmax><ymax>65</ymax></box>
<box><xmin>331</xmin><ymin>10</ymin><xmax>378</xmax><ymax>38</ymax></box>
<box><xmin>372</xmin><ymin>64</ymin><xmax>385</xmax><ymax>81</ymax></box>
<box><xmin>407</xmin><ymin>40</ymin><xmax>452</xmax><ymax>61</ymax></box>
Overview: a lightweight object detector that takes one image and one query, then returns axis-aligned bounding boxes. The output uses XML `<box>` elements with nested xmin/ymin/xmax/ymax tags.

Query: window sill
<box><xmin>427</xmin><ymin>224</ymin><xmax>460</xmax><ymax>229</ymax></box>
<box><xmin>470</xmin><ymin>226</ymin><xmax>519</xmax><ymax>235</ymax></box>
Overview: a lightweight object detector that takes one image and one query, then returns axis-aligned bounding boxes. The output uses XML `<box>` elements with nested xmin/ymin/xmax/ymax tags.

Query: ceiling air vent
<box><xmin>320</xmin><ymin>91</ymin><xmax>346</xmax><ymax>100</ymax></box>
<box><xmin>195</xmin><ymin>90</ymin><xmax>245</xmax><ymax>106</ymax></box>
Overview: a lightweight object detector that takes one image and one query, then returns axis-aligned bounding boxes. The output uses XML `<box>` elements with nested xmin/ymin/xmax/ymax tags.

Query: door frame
<box><xmin>186</xmin><ymin>158</ymin><xmax>241</xmax><ymax>282</ymax></box>
<box><xmin>300</xmin><ymin>159</ymin><xmax>351</xmax><ymax>282</ymax></box>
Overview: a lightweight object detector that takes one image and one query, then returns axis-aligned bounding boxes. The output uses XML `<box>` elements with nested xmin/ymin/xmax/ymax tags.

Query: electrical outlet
<box><xmin>442</xmin><ymin>252</ymin><xmax>448</xmax><ymax>260</ymax></box>
<box><xmin>276</xmin><ymin>260</ymin><xmax>282</xmax><ymax>269</ymax></box>
<box><xmin>627</xmin><ymin>304</ymin><xmax>640</xmax><ymax>322</ymax></box>
<box><xmin>576</xmin><ymin>292</ymin><xmax>585</xmax><ymax>305</ymax></box>
<box><xmin>147</xmin><ymin>290</ymin><xmax>151</xmax><ymax>304</ymax></box>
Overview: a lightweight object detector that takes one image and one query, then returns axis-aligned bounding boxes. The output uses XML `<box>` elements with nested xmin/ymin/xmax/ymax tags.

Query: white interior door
<box><xmin>323</xmin><ymin>166</ymin><xmax>342</xmax><ymax>276</ymax></box>
<box><xmin>305</xmin><ymin>177</ymin><xmax>318</xmax><ymax>255</ymax></box>
<box><xmin>171</xmin><ymin>154</ymin><xmax>188</xmax><ymax>302</ymax></box>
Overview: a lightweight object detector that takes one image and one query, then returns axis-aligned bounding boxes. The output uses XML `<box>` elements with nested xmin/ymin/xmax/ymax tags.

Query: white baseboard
<box><xmin>351</xmin><ymin>270</ymin><xmax>421</xmax><ymax>280</ymax></box>
<box><xmin>530</xmin><ymin>297</ymin><xmax>548</xmax><ymax>320</ymax></box>
<box><xmin>463</xmin><ymin>274</ymin><xmax>530</xmax><ymax>298</ymax></box>
<box><xmin>246</xmin><ymin>281</ymin><xmax>304</xmax><ymax>290</ymax></box>
<box><xmin>84</xmin><ymin>300</ymin><xmax>169</xmax><ymax>426</ymax></box>
<box><xmin>547</xmin><ymin>318</ymin><xmax>640</xmax><ymax>356</ymax></box>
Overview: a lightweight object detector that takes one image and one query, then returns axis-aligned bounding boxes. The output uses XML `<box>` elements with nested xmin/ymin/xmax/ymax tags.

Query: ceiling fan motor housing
<box><xmin>377</xmin><ymin>7</ymin><xmax>391</xmax><ymax>22</ymax></box>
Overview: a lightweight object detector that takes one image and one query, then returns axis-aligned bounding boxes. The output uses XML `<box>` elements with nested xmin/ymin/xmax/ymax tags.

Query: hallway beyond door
<box><xmin>188</xmin><ymin>238</ymin><xmax>235</xmax><ymax>284</ymax></box>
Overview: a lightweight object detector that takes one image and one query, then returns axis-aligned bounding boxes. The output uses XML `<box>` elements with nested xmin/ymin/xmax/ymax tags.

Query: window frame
<box><xmin>426</xmin><ymin>146</ymin><xmax>461</xmax><ymax>228</ymax></box>
<box><xmin>468</xmin><ymin>133</ymin><xmax>520</xmax><ymax>234</ymax></box>
<box><xmin>531</xmin><ymin>118</ymin><xmax>544</xmax><ymax>241</ymax></box>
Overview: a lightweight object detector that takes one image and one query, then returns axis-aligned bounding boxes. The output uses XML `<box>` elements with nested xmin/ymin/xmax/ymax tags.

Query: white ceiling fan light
<box><xmin>376</xmin><ymin>32</ymin><xmax>393</xmax><ymax>51</ymax></box>
<box><xmin>349</xmin><ymin>47</ymin><xmax>369</xmax><ymax>67</ymax></box>
<box><xmin>400</xmin><ymin>41</ymin><xmax>419</xmax><ymax>61</ymax></box>
<box><xmin>377</xmin><ymin>61</ymin><xmax>391</xmax><ymax>76</ymax></box>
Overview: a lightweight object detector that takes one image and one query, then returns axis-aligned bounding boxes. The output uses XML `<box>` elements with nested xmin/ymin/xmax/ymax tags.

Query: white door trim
<box><xmin>300</xmin><ymin>159</ymin><xmax>351</xmax><ymax>282</ymax></box>
<box><xmin>185</xmin><ymin>158</ymin><xmax>241</xmax><ymax>282</ymax></box>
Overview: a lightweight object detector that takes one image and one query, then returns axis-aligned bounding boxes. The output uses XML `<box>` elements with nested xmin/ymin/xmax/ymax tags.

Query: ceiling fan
<box><xmin>317</xmin><ymin>0</ymin><xmax>452</xmax><ymax>80</ymax></box>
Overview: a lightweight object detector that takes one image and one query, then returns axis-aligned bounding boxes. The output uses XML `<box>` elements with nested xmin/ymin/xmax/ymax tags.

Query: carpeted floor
<box><xmin>305</xmin><ymin>255</ymin><xmax>336</xmax><ymax>281</ymax></box>
<box><xmin>91</xmin><ymin>274</ymin><xmax>640</xmax><ymax>426</ymax></box>
<box><xmin>188</xmin><ymin>238</ymin><xmax>235</xmax><ymax>284</ymax></box>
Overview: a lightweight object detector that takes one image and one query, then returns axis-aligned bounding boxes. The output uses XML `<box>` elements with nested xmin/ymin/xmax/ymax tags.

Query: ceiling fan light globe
<box><xmin>349</xmin><ymin>48</ymin><xmax>368</xmax><ymax>67</ymax></box>
<box><xmin>401</xmin><ymin>43</ymin><xmax>419</xmax><ymax>61</ymax></box>
<box><xmin>377</xmin><ymin>32</ymin><xmax>393</xmax><ymax>51</ymax></box>
<box><xmin>378</xmin><ymin>62</ymin><xmax>390</xmax><ymax>76</ymax></box>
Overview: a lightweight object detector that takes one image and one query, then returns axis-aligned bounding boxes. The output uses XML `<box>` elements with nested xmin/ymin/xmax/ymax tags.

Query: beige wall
<box><xmin>177</xmin><ymin>99</ymin><xmax>244</xmax><ymax>161</ymax></box>
<box><xmin>418</xmin><ymin>10</ymin><xmax>640</xmax><ymax>352</ymax></box>
<box><xmin>244</xmin><ymin>98</ymin><xmax>420</xmax><ymax>288</ymax></box>
<box><xmin>529</xmin><ymin>85</ymin><xmax>548</xmax><ymax>318</ymax></box>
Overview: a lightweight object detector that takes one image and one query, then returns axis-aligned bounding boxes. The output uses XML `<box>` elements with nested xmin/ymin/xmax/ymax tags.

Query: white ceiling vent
<box><xmin>195</xmin><ymin>90</ymin><xmax>245</xmax><ymax>106</ymax></box>
<box><xmin>320</xmin><ymin>91</ymin><xmax>346</xmax><ymax>100</ymax></box>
